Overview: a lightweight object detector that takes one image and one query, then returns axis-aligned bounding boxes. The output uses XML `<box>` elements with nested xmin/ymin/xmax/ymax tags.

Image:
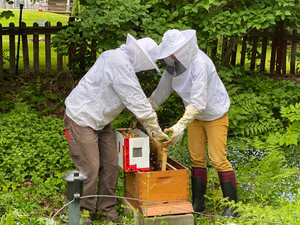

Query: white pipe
<box><xmin>66</xmin><ymin>0</ymin><xmax>70</xmax><ymax>11</ymax></box>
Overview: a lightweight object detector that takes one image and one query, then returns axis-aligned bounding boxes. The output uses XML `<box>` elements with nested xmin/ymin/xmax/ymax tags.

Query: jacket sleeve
<box><xmin>149</xmin><ymin>70</ymin><xmax>174</xmax><ymax>108</ymax></box>
<box><xmin>112</xmin><ymin>66</ymin><xmax>157</xmax><ymax>120</ymax></box>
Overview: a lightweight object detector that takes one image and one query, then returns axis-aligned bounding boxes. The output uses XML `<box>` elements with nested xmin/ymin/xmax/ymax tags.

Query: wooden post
<box><xmin>240</xmin><ymin>35</ymin><xmax>247</xmax><ymax>66</ymax></box>
<box><xmin>270</xmin><ymin>27</ymin><xmax>277</xmax><ymax>74</ymax></box>
<box><xmin>45</xmin><ymin>21</ymin><xmax>51</xmax><ymax>73</ymax></box>
<box><xmin>21</xmin><ymin>22</ymin><xmax>30</xmax><ymax>75</ymax></box>
<box><xmin>57</xmin><ymin>22</ymin><xmax>63</xmax><ymax>72</ymax></box>
<box><xmin>250</xmin><ymin>36</ymin><xmax>258</xmax><ymax>71</ymax></box>
<box><xmin>91</xmin><ymin>39</ymin><xmax>97</xmax><ymax>62</ymax></box>
<box><xmin>231</xmin><ymin>44</ymin><xmax>237</xmax><ymax>66</ymax></box>
<box><xmin>282</xmin><ymin>39</ymin><xmax>287</xmax><ymax>74</ymax></box>
<box><xmin>276</xmin><ymin>21</ymin><xmax>284</xmax><ymax>75</ymax></box>
<box><xmin>290</xmin><ymin>30</ymin><xmax>298</xmax><ymax>74</ymax></box>
<box><xmin>0</xmin><ymin>23</ymin><xmax>3</xmax><ymax>76</ymax></box>
<box><xmin>260</xmin><ymin>29</ymin><xmax>268</xmax><ymax>73</ymax></box>
<box><xmin>9</xmin><ymin>22</ymin><xmax>16</xmax><ymax>75</ymax></box>
<box><xmin>79</xmin><ymin>32</ymin><xmax>86</xmax><ymax>72</ymax></box>
<box><xmin>33</xmin><ymin>22</ymin><xmax>39</xmax><ymax>74</ymax></box>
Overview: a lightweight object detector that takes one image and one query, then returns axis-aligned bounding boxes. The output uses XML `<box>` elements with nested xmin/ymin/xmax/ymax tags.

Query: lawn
<box><xmin>0</xmin><ymin>10</ymin><xmax>69</xmax><ymax>27</ymax></box>
<box><xmin>2</xmin><ymin>42</ymin><xmax>69</xmax><ymax>73</ymax></box>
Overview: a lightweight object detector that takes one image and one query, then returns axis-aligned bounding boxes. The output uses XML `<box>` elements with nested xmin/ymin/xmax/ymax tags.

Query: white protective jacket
<box><xmin>65</xmin><ymin>36</ymin><xmax>157</xmax><ymax>130</ymax></box>
<box><xmin>150</xmin><ymin>35</ymin><xmax>230</xmax><ymax>122</ymax></box>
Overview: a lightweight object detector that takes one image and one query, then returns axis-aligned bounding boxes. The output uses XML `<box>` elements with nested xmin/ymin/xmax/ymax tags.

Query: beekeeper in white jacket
<box><xmin>148</xmin><ymin>29</ymin><xmax>239</xmax><ymax>217</ymax></box>
<box><xmin>63</xmin><ymin>34</ymin><xmax>169</xmax><ymax>225</ymax></box>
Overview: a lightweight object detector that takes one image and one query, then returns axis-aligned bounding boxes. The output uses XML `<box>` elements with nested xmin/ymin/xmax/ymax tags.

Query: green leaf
<box><xmin>255</xmin><ymin>24</ymin><xmax>262</xmax><ymax>30</ymax></box>
<box><xmin>172</xmin><ymin>11</ymin><xmax>179</xmax><ymax>17</ymax></box>
<box><xmin>285</xmin><ymin>10</ymin><xmax>291</xmax><ymax>16</ymax></box>
<box><xmin>192</xmin><ymin>7</ymin><xmax>198</xmax><ymax>13</ymax></box>
<box><xmin>243</xmin><ymin>15</ymin><xmax>248</xmax><ymax>21</ymax></box>
<box><xmin>203</xmin><ymin>4</ymin><xmax>210</xmax><ymax>11</ymax></box>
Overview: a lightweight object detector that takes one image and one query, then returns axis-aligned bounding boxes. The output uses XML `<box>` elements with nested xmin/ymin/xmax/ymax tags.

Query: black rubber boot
<box><xmin>218</xmin><ymin>171</ymin><xmax>239</xmax><ymax>217</ymax></box>
<box><xmin>191</xmin><ymin>167</ymin><xmax>207</xmax><ymax>213</ymax></box>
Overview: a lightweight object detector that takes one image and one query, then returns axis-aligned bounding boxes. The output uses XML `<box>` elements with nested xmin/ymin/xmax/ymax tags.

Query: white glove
<box><xmin>130</xmin><ymin>117</ymin><xmax>140</xmax><ymax>129</ymax></box>
<box><xmin>164</xmin><ymin>105</ymin><xmax>199</xmax><ymax>146</ymax></box>
<box><xmin>140</xmin><ymin>115</ymin><xmax>169</xmax><ymax>142</ymax></box>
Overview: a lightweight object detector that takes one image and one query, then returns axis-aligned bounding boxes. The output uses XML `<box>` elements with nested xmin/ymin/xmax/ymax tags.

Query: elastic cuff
<box><xmin>148</xmin><ymin>98</ymin><xmax>158</xmax><ymax>111</ymax></box>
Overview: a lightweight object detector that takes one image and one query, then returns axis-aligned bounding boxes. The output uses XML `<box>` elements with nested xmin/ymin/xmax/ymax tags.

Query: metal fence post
<box><xmin>62</xmin><ymin>171</ymin><xmax>88</xmax><ymax>225</ymax></box>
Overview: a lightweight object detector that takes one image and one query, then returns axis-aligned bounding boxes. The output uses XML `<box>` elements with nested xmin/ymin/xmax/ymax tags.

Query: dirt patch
<box><xmin>264</xmin><ymin>73</ymin><xmax>300</xmax><ymax>84</ymax></box>
<box><xmin>0</xmin><ymin>71</ymin><xmax>79</xmax><ymax>119</ymax></box>
<box><xmin>1</xmin><ymin>71</ymin><xmax>300</xmax><ymax>119</ymax></box>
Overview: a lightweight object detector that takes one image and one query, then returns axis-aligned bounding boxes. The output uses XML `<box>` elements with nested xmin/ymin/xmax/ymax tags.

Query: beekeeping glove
<box><xmin>164</xmin><ymin>105</ymin><xmax>199</xmax><ymax>146</ymax></box>
<box><xmin>130</xmin><ymin>118</ymin><xmax>140</xmax><ymax>129</ymax></box>
<box><xmin>130</xmin><ymin>98</ymin><xmax>159</xmax><ymax>129</ymax></box>
<box><xmin>140</xmin><ymin>115</ymin><xmax>169</xmax><ymax>142</ymax></box>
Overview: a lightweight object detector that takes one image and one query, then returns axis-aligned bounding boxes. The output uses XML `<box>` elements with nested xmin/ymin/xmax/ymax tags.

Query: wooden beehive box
<box><xmin>124</xmin><ymin>157</ymin><xmax>193</xmax><ymax>217</ymax></box>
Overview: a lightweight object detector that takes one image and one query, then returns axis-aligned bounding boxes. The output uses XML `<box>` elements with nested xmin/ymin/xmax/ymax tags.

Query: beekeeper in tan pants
<box><xmin>148</xmin><ymin>29</ymin><xmax>239</xmax><ymax>217</ymax></box>
<box><xmin>63</xmin><ymin>34</ymin><xmax>169</xmax><ymax>225</ymax></box>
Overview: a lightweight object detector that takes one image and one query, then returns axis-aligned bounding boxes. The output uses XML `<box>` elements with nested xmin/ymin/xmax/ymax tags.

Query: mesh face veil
<box><xmin>159</xmin><ymin>57</ymin><xmax>186</xmax><ymax>77</ymax></box>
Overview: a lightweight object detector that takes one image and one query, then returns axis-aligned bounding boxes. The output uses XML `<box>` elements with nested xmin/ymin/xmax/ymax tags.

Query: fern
<box><xmin>111</xmin><ymin>110</ymin><xmax>134</xmax><ymax>129</ymax></box>
<box><xmin>280</xmin><ymin>102</ymin><xmax>300</xmax><ymax>122</ymax></box>
<box><xmin>243</xmin><ymin>120</ymin><xmax>276</xmax><ymax>136</ymax></box>
<box><xmin>230</xmin><ymin>93</ymin><xmax>248</xmax><ymax>105</ymax></box>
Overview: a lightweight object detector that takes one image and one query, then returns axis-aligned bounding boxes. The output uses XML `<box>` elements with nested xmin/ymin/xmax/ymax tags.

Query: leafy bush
<box><xmin>0</xmin><ymin>102</ymin><xmax>75</xmax><ymax>223</ymax></box>
<box><xmin>52</xmin><ymin>0</ymin><xmax>300</xmax><ymax>72</ymax></box>
<box><xmin>0</xmin><ymin>102</ymin><xmax>73</xmax><ymax>184</ymax></box>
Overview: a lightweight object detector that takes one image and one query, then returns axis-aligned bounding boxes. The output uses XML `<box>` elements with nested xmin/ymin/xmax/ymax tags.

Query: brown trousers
<box><xmin>64</xmin><ymin>113</ymin><xmax>119</xmax><ymax>215</ymax></box>
<box><xmin>188</xmin><ymin>113</ymin><xmax>233</xmax><ymax>172</ymax></box>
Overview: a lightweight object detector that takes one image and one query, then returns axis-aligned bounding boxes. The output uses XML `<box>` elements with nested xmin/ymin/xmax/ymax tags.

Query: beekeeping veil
<box><xmin>124</xmin><ymin>34</ymin><xmax>160</xmax><ymax>73</ymax></box>
<box><xmin>158</xmin><ymin>29</ymin><xmax>198</xmax><ymax>76</ymax></box>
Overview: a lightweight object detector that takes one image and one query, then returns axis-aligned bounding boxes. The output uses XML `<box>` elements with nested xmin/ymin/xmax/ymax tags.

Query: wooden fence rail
<box><xmin>0</xmin><ymin>20</ymin><xmax>68</xmax><ymax>76</ymax></box>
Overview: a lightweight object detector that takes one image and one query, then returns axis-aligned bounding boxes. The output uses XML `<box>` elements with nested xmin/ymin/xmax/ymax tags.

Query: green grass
<box><xmin>1</xmin><ymin>10</ymin><xmax>69</xmax><ymax>73</ymax></box>
<box><xmin>0</xmin><ymin>10</ymin><xmax>69</xmax><ymax>27</ymax></box>
<box><xmin>2</xmin><ymin>42</ymin><xmax>69</xmax><ymax>73</ymax></box>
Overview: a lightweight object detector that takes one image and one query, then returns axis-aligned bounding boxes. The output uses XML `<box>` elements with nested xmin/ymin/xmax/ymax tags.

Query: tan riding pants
<box><xmin>64</xmin><ymin>113</ymin><xmax>119</xmax><ymax>215</ymax></box>
<box><xmin>188</xmin><ymin>113</ymin><xmax>233</xmax><ymax>172</ymax></box>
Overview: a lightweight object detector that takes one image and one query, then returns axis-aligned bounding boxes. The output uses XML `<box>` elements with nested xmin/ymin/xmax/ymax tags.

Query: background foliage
<box><xmin>52</xmin><ymin>0</ymin><xmax>300</xmax><ymax>69</ymax></box>
<box><xmin>1</xmin><ymin>0</ymin><xmax>300</xmax><ymax>224</ymax></box>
